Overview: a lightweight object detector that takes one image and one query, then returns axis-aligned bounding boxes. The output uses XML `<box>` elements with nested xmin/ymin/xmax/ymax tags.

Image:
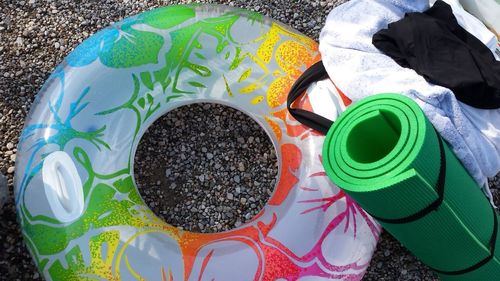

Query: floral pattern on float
<box><xmin>14</xmin><ymin>4</ymin><xmax>381</xmax><ymax>281</ymax></box>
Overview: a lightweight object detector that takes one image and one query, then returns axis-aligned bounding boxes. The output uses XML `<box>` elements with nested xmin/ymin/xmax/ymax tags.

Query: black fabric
<box><xmin>372</xmin><ymin>0</ymin><xmax>500</xmax><ymax>109</ymax></box>
<box><xmin>287</xmin><ymin>60</ymin><xmax>333</xmax><ymax>135</ymax></box>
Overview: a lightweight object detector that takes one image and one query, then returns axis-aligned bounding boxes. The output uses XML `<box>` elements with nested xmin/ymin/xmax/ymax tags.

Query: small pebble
<box><xmin>238</xmin><ymin>162</ymin><xmax>245</xmax><ymax>172</ymax></box>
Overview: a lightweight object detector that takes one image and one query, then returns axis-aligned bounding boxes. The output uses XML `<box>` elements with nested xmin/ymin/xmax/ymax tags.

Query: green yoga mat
<box><xmin>322</xmin><ymin>93</ymin><xmax>499</xmax><ymax>280</ymax></box>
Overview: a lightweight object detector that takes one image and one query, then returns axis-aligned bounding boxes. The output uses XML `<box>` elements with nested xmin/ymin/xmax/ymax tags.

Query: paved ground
<box><xmin>0</xmin><ymin>0</ymin><xmax>498</xmax><ymax>280</ymax></box>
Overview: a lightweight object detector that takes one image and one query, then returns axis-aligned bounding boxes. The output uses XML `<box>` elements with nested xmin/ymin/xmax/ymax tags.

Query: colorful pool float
<box><xmin>15</xmin><ymin>5</ymin><xmax>380</xmax><ymax>280</ymax></box>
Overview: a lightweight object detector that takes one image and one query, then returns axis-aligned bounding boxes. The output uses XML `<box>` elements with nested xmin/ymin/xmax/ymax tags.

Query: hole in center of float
<box><xmin>346</xmin><ymin>110</ymin><xmax>402</xmax><ymax>164</ymax></box>
<box><xmin>134</xmin><ymin>103</ymin><xmax>278</xmax><ymax>233</ymax></box>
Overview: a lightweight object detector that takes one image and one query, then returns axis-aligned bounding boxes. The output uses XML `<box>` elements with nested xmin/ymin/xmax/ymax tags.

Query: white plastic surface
<box><xmin>42</xmin><ymin>151</ymin><xmax>84</xmax><ymax>223</ymax></box>
<box><xmin>307</xmin><ymin>79</ymin><xmax>346</xmax><ymax>122</ymax></box>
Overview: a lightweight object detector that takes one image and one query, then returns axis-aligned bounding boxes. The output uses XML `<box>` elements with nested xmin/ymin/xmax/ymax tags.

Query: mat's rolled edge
<box><xmin>322</xmin><ymin>93</ymin><xmax>500</xmax><ymax>278</ymax></box>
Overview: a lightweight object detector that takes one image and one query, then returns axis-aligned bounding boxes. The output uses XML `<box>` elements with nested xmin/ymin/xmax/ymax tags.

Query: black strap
<box><xmin>291</xmin><ymin>62</ymin><xmax>446</xmax><ymax>224</ymax></box>
<box><xmin>369</xmin><ymin>130</ymin><xmax>447</xmax><ymax>224</ymax></box>
<box><xmin>290</xmin><ymin>60</ymin><xmax>499</xmax><ymax>276</ymax></box>
<box><xmin>432</xmin><ymin>207</ymin><xmax>498</xmax><ymax>275</ymax></box>
<box><xmin>370</xmin><ymin>130</ymin><xmax>499</xmax><ymax>275</ymax></box>
<box><xmin>287</xmin><ymin>60</ymin><xmax>333</xmax><ymax>135</ymax></box>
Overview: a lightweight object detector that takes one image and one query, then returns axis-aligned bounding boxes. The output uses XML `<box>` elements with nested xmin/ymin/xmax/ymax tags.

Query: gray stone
<box><xmin>233</xmin><ymin>175</ymin><xmax>240</xmax><ymax>183</ymax></box>
<box><xmin>238</xmin><ymin>162</ymin><xmax>245</xmax><ymax>172</ymax></box>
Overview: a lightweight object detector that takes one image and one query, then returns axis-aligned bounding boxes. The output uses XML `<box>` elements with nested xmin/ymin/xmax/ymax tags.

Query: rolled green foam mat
<box><xmin>322</xmin><ymin>93</ymin><xmax>499</xmax><ymax>280</ymax></box>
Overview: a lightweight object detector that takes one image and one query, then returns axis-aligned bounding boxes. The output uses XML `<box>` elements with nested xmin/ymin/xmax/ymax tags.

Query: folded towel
<box><xmin>318</xmin><ymin>0</ymin><xmax>500</xmax><ymax>196</ymax></box>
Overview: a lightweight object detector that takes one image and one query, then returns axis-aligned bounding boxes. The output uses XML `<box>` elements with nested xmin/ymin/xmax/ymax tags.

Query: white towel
<box><xmin>318</xmin><ymin>0</ymin><xmax>500</xmax><ymax>195</ymax></box>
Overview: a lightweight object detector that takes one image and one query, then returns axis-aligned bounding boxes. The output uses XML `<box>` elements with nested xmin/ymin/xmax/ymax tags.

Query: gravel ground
<box><xmin>0</xmin><ymin>0</ymin><xmax>498</xmax><ymax>280</ymax></box>
<box><xmin>134</xmin><ymin>103</ymin><xmax>278</xmax><ymax>233</ymax></box>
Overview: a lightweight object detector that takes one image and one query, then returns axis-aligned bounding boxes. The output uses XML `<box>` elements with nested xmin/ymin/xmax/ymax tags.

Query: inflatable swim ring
<box><xmin>15</xmin><ymin>5</ymin><xmax>380</xmax><ymax>280</ymax></box>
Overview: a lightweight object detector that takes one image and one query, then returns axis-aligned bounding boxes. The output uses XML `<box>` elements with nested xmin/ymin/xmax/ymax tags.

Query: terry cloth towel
<box><xmin>372</xmin><ymin>0</ymin><xmax>500</xmax><ymax>109</ymax></box>
<box><xmin>318</xmin><ymin>0</ymin><xmax>500</xmax><ymax>194</ymax></box>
